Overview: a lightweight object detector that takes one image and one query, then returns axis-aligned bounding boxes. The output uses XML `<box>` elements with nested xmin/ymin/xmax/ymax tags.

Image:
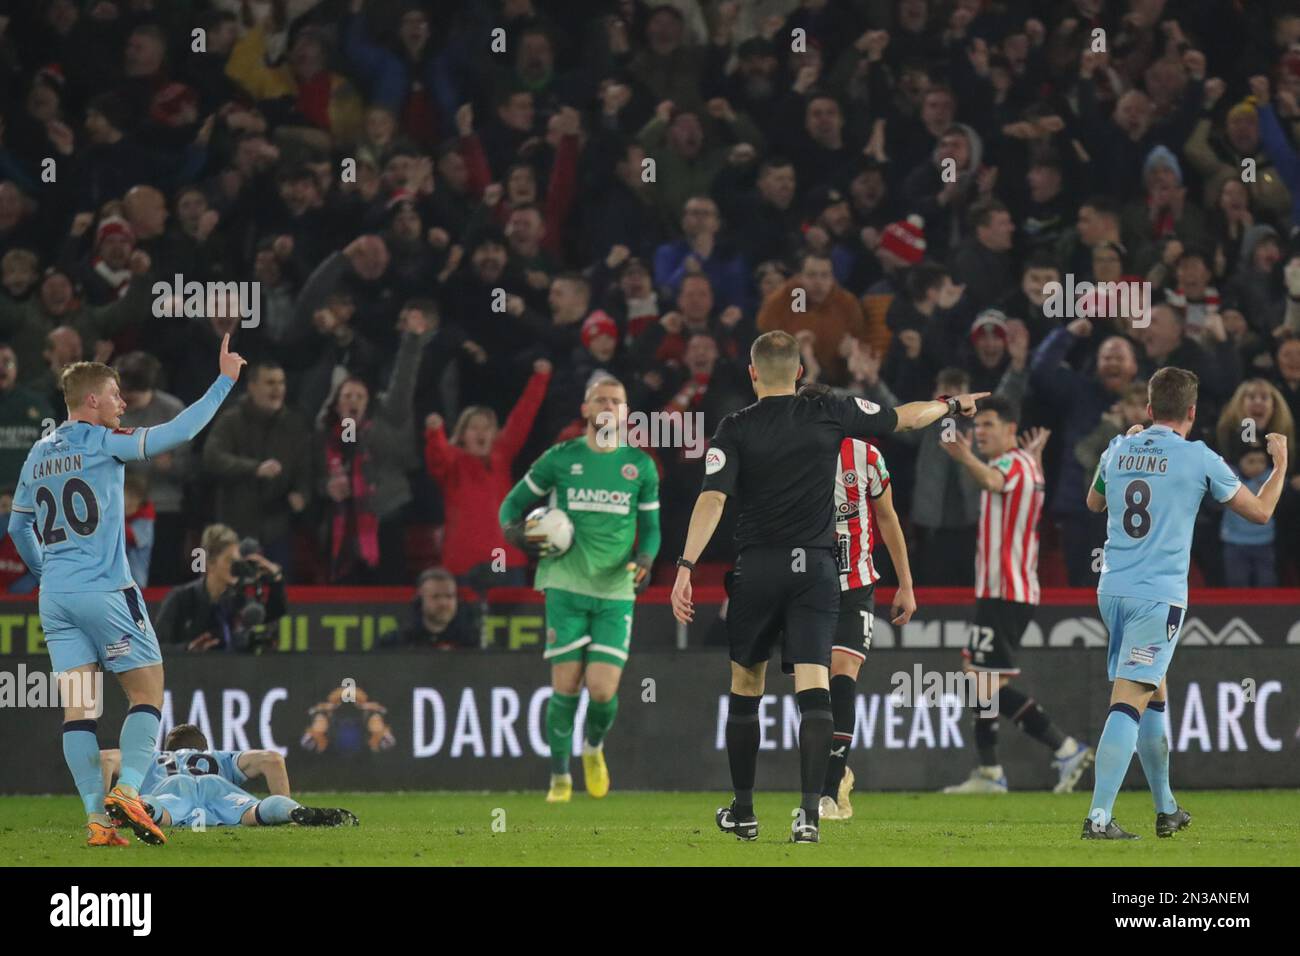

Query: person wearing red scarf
<box><xmin>319</xmin><ymin>318</ymin><xmax>430</xmax><ymax>584</ymax></box>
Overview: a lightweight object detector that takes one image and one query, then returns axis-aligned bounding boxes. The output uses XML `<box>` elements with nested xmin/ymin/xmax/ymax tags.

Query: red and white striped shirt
<box><xmin>976</xmin><ymin>447</ymin><xmax>1044</xmax><ymax>604</ymax></box>
<box><xmin>834</xmin><ymin>438</ymin><xmax>889</xmax><ymax>592</ymax></box>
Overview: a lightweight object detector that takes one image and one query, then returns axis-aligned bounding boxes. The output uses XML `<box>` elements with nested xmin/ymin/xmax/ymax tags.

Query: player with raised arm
<box><xmin>819</xmin><ymin>438</ymin><xmax>916</xmax><ymax>821</ymax></box>
<box><xmin>1083</xmin><ymin>367</ymin><xmax>1288</xmax><ymax>839</ymax></box>
<box><xmin>6</xmin><ymin>335</ymin><xmax>245</xmax><ymax>847</ymax></box>
<box><xmin>498</xmin><ymin>377</ymin><xmax>660</xmax><ymax>803</ymax></box>
<box><xmin>939</xmin><ymin>398</ymin><xmax>1094</xmax><ymax>794</ymax></box>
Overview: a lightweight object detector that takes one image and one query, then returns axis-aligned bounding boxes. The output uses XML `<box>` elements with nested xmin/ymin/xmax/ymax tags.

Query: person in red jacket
<box><xmin>425</xmin><ymin>359</ymin><xmax>551</xmax><ymax>594</ymax></box>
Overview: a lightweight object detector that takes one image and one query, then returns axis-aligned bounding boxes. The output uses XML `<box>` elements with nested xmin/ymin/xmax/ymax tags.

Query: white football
<box><xmin>524</xmin><ymin>506</ymin><xmax>574</xmax><ymax>556</ymax></box>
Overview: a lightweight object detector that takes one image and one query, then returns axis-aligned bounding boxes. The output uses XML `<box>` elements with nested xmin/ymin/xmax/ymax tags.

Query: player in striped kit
<box><xmin>939</xmin><ymin>396</ymin><xmax>1094</xmax><ymax>793</ymax></box>
<box><xmin>818</xmin><ymin>437</ymin><xmax>916</xmax><ymax>821</ymax></box>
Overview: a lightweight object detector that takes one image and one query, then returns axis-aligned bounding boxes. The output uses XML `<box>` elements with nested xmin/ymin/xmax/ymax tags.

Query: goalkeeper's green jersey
<box><xmin>500</xmin><ymin>438</ymin><xmax>661</xmax><ymax>600</ymax></box>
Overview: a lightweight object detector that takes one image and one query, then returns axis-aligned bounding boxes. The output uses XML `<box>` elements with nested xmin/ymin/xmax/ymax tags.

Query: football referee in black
<box><xmin>671</xmin><ymin>330</ymin><xmax>985</xmax><ymax>843</ymax></box>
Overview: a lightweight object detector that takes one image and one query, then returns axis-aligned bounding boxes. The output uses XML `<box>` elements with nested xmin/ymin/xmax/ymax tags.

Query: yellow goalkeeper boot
<box><xmin>582</xmin><ymin>743</ymin><xmax>610</xmax><ymax>799</ymax></box>
<box><xmin>835</xmin><ymin>766</ymin><xmax>855</xmax><ymax>820</ymax></box>
<box><xmin>546</xmin><ymin>774</ymin><xmax>572</xmax><ymax>803</ymax></box>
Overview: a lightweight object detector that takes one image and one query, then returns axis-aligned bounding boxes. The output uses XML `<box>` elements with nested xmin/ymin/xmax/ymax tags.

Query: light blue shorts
<box><xmin>148</xmin><ymin>774</ymin><xmax>259</xmax><ymax>828</ymax></box>
<box><xmin>39</xmin><ymin>586</ymin><xmax>161</xmax><ymax>673</ymax></box>
<box><xmin>1099</xmin><ymin>594</ymin><xmax>1185</xmax><ymax>687</ymax></box>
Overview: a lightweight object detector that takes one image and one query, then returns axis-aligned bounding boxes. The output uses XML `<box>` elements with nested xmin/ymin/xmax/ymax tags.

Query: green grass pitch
<box><xmin>2</xmin><ymin>790</ymin><xmax>1297</xmax><ymax>866</ymax></box>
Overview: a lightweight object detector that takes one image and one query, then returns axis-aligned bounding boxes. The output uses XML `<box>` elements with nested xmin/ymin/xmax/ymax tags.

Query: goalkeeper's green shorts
<box><xmin>542</xmin><ymin>588</ymin><xmax>635</xmax><ymax>667</ymax></box>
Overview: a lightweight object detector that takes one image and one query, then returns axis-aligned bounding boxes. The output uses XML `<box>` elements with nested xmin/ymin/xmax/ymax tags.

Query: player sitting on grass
<box><xmin>1083</xmin><ymin>368</ymin><xmax>1287</xmax><ymax>839</ymax></box>
<box><xmin>97</xmin><ymin>724</ymin><xmax>357</xmax><ymax>842</ymax></box>
<box><xmin>499</xmin><ymin>376</ymin><xmax>660</xmax><ymax>803</ymax></box>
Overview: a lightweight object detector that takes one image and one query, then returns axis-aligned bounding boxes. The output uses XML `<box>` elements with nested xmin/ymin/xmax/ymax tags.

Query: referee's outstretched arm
<box><xmin>891</xmin><ymin>390</ymin><xmax>989</xmax><ymax>431</ymax></box>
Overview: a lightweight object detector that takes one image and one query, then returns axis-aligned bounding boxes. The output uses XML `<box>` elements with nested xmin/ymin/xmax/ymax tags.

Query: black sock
<box><xmin>726</xmin><ymin>693</ymin><xmax>761</xmax><ymax>816</ymax></box>
<box><xmin>822</xmin><ymin>674</ymin><xmax>857</xmax><ymax>797</ymax></box>
<box><xmin>1001</xmin><ymin>685</ymin><xmax>1066</xmax><ymax>750</ymax></box>
<box><xmin>974</xmin><ymin>706</ymin><xmax>999</xmax><ymax>766</ymax></box>
<box><xmin>796</xmin><ymin>687</ymin><xmax>833</xmax><ymax>824</ymax></box>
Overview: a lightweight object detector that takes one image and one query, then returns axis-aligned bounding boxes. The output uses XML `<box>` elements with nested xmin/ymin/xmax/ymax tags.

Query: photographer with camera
<box><xmin>155</xmin><ymin>524</ymin><xmax>287</xmax><ymax>653</ymax></box>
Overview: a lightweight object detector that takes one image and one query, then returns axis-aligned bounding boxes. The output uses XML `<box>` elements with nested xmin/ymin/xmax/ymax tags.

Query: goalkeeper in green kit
<box><xmin>500</xmin><ymin>377</ymin><xmax>660</xmax><ymax>802</ymax></box>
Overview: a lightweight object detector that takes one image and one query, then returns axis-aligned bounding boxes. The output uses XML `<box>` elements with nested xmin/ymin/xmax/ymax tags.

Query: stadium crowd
<box><xmin>0</xmin><ymin>0</ymin><xmax>1298</xmax><ymax>605</ymax></box>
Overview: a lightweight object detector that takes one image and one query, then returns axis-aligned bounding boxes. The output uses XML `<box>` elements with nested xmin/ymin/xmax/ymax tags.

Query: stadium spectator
<box><xmin>1</xmin><ymin>249</ymin><xmax>41</xmax><ymax>306</ymax></box>
<box><xmin>1215</xmin><ymin>377</ymin><xmax>1300</xmax><ymax>579</ymax></box>
<box><xmin>1</xmin><ymin>265</ymin><xmax>151</xmax><ymax>390</ymax></box>
<box><xmin>116</xmin><ymin>351</ymin><xmax>190</xmax><ymax>586</ymax></box>
<box><xmin>950</xmin><ymin>199</ymin><xmax>1016</xmax><ymax>312</ymax></box>
<box><xmin>425</xmin><ymin>359</ymin><xmax>552</xmax><ymax>594</ymax></box>
<box><xmin>0</xmin><ymin>485</ymin><xmax>34</xmax><ymax>593</ymax></box>
<box><xmin>854</xmin><ymin>364</ymin><xmax>980</xmax><ymax>586</ymax></box>
<box><xmin>1031</xmin><ymin>323</ymin><xmax>1140</xmax><ymax>586</ymax></box>
<box><xmin>316</xmin><ymin>310</ymin><xmax>429</xmax><ymax>585</ymax></box>
<box><xmin>203</xmin><ymin>360</ymin><xmax>312</xmax><ymax>577</ymax></box>
<box><xmin>757</xmin><ymin>251</ymin><xmax>885</xmax><ymax>385</ymax></box>
<box><xmin>0</xmin><ymin>344</ymin><xmax>53</xmax><ymax>490</ymax></box>
<box><xmin>123</xmin><ymin>471</ymin><xmax>155</xmax><ymax>589</ymax></box>
<box><xmin>639</xmin><ymin>99</ymin><xmax>762</xmax><ymax>229</ymax></box>
<box><xmin>225</xmin><ymin>24</ymin><xmax>364</xmax><ymax>144</ymax></box>
<box><xmin>379</xmin><ymin>567</ymin><xmax>479</xmax><ymax>651</ymax></box>
<box><xmin>40</xmin><ymin>325</ymin><xmax>83</xmax><ymax>411</ymax></box>
<box><xmin>653</xmin><ymin>195</ymin><xmax>748</xmax><ymax>311</ymax></box>
<box><xmin>155</xmin><ymin>523</ymin><xmax>287</xmax><ymax>653</ymax></box>
<box><xmin>1075</xmin><ymin>382</ymin><xmax>1151</xmax><ymax>480</ymax></box>
<box><xmin>1220</xmin><ymin>443</ymin><xmax>1278</xmax><ymax>588</ymax></box>
<box><xmin>341</xmin><ymin>1</ymin><xmax>460</xmax><ymax>149</ymax></box>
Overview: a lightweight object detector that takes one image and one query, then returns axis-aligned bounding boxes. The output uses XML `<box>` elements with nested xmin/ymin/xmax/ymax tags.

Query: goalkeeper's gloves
<box><xmin>629</xmin><ymin>553</ymin><xmax>654</xmax><ymax>593</ymax></box>
<box><xmin>503</xmin><ymin>520</ymin><xmax>545</xmax><ymax>558</ymax></box>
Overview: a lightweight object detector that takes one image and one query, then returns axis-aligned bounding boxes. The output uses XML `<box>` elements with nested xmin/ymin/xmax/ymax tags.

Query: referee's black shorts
<box><xmin>725</xmin><ymin>546</ymin><xmax>839</xmax><ymax>669</ymax></box>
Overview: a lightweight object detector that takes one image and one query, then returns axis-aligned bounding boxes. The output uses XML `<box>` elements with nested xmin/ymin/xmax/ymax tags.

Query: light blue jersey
<box><xmin>141</xmin><ymin>748</ymin><xmax>247</xmax><ymax>795</ymax></box>
<box><xmin>8</xmin><ymin>375</ymin><xmax>233</xmax><ymax>592</ymax></box>
<box><xmin>1094</xmin><ymin>424</ymin><xmax>1239</xmax><ymax>608</ymax></box>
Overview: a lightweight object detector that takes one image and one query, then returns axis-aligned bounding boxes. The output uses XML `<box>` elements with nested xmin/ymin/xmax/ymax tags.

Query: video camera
<box><xmin>229</xmin><ymin>537</ymin><xmax>280</xmax><ymax>652</ymax></box>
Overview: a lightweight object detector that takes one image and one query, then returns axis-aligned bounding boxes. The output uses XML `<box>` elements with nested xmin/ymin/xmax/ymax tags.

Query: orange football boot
<box><xmin>104</xmin><ymin>787</ymin><xmax>166</xmax><ymax>845</ymax></box>
<box><xmin>86</xmin><ymin>821</ymin><xmax>130</xmax><ymax>847</ymax></box>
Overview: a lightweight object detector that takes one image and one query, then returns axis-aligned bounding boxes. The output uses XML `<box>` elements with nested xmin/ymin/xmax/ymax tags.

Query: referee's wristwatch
<box><xmin>675</xmin><ymin>556</ymin><xmax>696</xmax><ymax>571</ymax></box>
<box><xmin>937</xmin><ymin>394</ymin><xmax>961</xmax><ymax>417</ymax></box>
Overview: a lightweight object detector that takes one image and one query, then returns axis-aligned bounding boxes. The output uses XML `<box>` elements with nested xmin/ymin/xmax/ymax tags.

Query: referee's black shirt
<box><xmin>701</xmin><ymin>390</ymin><xmax>899</xmax><ymax>551</ymax></box>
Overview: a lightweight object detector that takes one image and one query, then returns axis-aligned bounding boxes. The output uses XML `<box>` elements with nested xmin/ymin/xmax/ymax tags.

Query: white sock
<box><xmin>582</xmin><ymin>741</ymin><xmax>602</xmax><ymax>756</ymax></box>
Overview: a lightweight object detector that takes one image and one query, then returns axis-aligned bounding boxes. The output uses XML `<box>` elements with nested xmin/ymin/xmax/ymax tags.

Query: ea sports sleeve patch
<box><xmin>842</xmin><ymin>394</ymin><xmax>899</xmax><ymax>437</ymax></box>
<box><xmin>701</xmin><ymin>417</ymin><xmax>739</xmax><ymax>496</ymax></box>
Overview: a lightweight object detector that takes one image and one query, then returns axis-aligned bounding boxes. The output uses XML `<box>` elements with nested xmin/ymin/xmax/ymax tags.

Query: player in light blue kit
<box><xmin>1082</xmin><ymin>367</ymin><xmax>1287</xmax><ymax>840</ymax></box>
<box><xmin>6</xmin><ymin>336</ymin><xmax>246</xmax><ymax>848</ymax></box>
<box><xmin>99</xmin><ymin>723</ymin><xmax>358</xmax><ymax>830</ymax></box>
